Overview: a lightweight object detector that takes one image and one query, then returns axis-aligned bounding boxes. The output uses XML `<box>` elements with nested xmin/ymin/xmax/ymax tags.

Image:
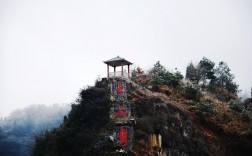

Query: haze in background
<box><xmin>1</xmin><ymin>0</ymin><xmax>252</xmax><ymax>117</ymax></box>
<box><xmin>0</xmin><ymin>104</ymin><xmax>70</xmax><ymax>155</ymax></box>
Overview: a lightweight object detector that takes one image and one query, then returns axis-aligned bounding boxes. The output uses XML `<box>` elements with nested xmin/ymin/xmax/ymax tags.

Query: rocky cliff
<box><xmin>33</xmin><ymin>77</ymin><xmax>252</xmax><ymax>156</ymax></box>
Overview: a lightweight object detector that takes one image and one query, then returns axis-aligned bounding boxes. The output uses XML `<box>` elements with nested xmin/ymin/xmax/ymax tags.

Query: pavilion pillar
<box><xmin>121</xmin><ymin>62</ymin><xmax>124</xmax><ymax>77</ymax></box>
<box><xmin>114</xmin><ymin>67</ymin><xmax>116</xmax><ymax>77</ymax></box>
<box><xmin>107</xmin><ymin>64</ymin><xmax>109</xmax><ymax>79</ymax></box>
<box><xmin>128</xmin><ymin>65</ymin><xmax>130</xmax><ymax>79</ymax></box>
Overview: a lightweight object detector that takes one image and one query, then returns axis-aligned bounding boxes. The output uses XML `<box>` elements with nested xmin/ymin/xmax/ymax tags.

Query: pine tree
<box><xmin>198</xmin><ymin>57</ymin><xmax>215</xmax><ymax>85</ymax></box>
<box><xmin>215</xmin><ymin>61</ymin><xmax>238</xmax><ymax>94</ymax></box>
<box><xmin>185</xmin><ymin>62</ymin><xmax>201</xmax><ymax>84</ymax></box>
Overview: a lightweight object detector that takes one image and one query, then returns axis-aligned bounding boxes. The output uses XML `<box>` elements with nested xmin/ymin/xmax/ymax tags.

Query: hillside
<box><xmin>32</xmin><ymin>60</ymin><xmax>252</xmax><ymax>156</ymax></box>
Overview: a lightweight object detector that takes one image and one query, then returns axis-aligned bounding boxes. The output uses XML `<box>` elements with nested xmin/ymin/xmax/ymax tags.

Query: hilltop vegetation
<box><xmin>33</xmin><ymin>57</ymin><xmax>252</xmax><ymax>156</ymax></box>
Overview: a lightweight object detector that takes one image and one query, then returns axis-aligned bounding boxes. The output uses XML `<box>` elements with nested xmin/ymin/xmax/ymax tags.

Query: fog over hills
<box><xmin>0</xmin><ymin>104</ymin><xmax>70</xmax><ymax>156</ymax></box>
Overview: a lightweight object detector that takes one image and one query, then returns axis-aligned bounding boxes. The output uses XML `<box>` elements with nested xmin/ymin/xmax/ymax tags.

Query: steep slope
<box><xmin>33</xmin><ymin>80</ymin><xmax>113</xmax><ymax>155</ymax></box>
<box><xmin>33</xmin><ymin>78</ymin><xmax>252</xmax><ymax>156</ymax></box>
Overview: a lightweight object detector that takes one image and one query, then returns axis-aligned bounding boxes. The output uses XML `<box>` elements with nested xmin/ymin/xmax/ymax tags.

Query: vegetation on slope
<box><xmin>130</xmin><ymin>58</ymin><xmax>252</xmax><ymax>155</ymax></box>
<box><xmin>33</xmin><ymin>80</ymin><xmax>113</xmax><ymax>156</ymax></box>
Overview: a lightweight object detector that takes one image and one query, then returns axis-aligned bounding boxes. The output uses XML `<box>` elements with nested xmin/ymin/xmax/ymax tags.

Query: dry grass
<box><xmin>199</xmin><ymin>91</ymin><xmax>250</xmax><ymax>136</ymax></box>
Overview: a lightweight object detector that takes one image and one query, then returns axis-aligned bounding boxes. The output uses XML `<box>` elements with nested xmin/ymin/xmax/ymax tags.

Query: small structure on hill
<box><xmin>104</xmin><ymin>56</ymin><xmax>133</xmax><ymax>79</ymax></box>
<box><xmin>104</xmin><ymin>56</ymin><xmax>134</xmax><ymax>151</ymax></box>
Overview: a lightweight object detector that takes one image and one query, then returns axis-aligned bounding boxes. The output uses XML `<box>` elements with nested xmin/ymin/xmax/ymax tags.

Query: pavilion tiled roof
<box><xmin>104</xmin><ymin>56</ymin><xmax>133</xmax><ymax>67</ymax></box>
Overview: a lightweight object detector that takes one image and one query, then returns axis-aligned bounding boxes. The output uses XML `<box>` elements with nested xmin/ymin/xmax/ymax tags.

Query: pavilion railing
<box><xmin>109</xmin><ymin>71</ymin><xmax>130</xmax><ymax>79</ymax></box>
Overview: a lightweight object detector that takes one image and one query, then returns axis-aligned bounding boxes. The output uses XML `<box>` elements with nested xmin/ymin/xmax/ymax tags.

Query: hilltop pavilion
<box><xmin>104</xmin><ymin>56</ymin><xmax>133</xmax><ymax>79</ymax></box>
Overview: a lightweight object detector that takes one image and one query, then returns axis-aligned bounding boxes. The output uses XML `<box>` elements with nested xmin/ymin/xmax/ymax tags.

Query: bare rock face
<box><xmin>133</xmin><ymin>99</ymin><xmax>210</xmax><ymax>156</ymax></box>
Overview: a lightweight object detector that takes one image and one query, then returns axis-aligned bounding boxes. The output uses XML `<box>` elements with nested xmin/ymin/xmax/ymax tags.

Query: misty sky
<box><xmin>1</xmin><ymin>0</ymin><xmax>252</xmax><ymax>117</ymax></box>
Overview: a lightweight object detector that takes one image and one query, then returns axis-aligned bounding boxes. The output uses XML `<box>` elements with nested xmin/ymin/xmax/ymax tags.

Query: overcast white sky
<box><xmin>1</xmin><ymin>0</ymin><xmax>252</xmax><ymax>117</ymax></box>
